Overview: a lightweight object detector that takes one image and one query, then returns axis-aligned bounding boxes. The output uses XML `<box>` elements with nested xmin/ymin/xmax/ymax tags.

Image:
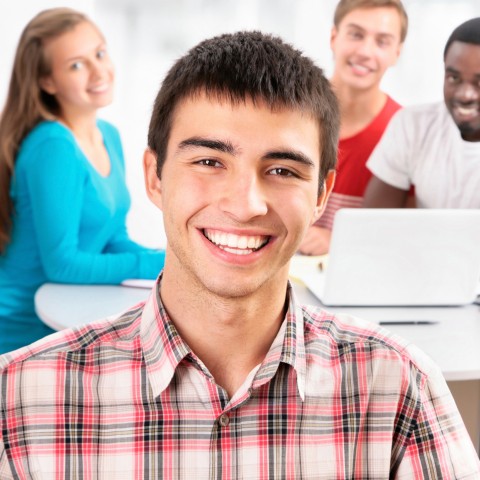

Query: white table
<box><xmin>35</xmin><ymin>283</ymin><xmax>151</xmax><ymax>331</ymax></box>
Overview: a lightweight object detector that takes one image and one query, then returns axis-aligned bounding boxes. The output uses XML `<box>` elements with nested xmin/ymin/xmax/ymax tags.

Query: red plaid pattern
<box><xmin>1</xmin><ymin>280</ymin><xmax>479</xmax><ymax>479</ymax></box>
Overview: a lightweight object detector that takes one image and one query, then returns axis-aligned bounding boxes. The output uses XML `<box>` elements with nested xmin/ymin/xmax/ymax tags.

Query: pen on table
<box><xmin>379</xmin><ymin>320</ymin><xmax>439</xmax><ymax>325</ymax></box>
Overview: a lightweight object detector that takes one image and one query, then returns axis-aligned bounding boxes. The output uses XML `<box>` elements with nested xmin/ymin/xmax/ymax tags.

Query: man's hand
<box><xmin>298</xmin><ymin>225</ymin><xmax>332</xmax><ymax>256</ymax></box>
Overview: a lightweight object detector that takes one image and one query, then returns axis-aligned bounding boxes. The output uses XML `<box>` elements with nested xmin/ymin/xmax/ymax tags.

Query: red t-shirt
<box><xmin>317</xmin><ymin>96</ymin><xmax>401</xmax><ymax>229</ymax></box>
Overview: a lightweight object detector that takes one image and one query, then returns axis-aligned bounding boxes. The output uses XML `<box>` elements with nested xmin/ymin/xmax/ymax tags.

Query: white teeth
<box><xmin>247</xmin><ymin>237</ymin><xmax>257</xmax><ymax>248</ymax></box>
<box><xmin>204</xmin><ymin>229</ymin><xmax>268</xmax><ymax>254</ymax></box>
<box><xmin>89</xmin><ymin>84</ymin><xmax>109</xmax><ymax>93</ymax></box>
<box><xmin>219</xmin><ymin>246</ymin><xmax>252</xmax><ymax>255</ymax></box>
<box><xmin>226</xmin><ymin>233</ymin><xmax>237</xmax><ymax>247</ymax></box>
<box><xmin>457</xmin><ymin>106</ymin><xmax>477</xmax><ymax>116</ymax></box>
<box><xmin>350</xmin><ymin>62</ymin><xmax>370</xmax><ymax>73</ymax></box>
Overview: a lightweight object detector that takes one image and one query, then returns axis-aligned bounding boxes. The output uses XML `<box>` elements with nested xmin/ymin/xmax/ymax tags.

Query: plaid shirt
<box><xmin>1</xmin><ymin>280</ymin><xmax>479</xmax><ymax>479</ymax></box>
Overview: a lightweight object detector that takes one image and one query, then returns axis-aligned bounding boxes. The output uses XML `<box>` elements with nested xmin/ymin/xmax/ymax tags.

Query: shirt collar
<box><xmin>140</xmin><ymin>275</ymin><xmax>191</xmax><ymax>398</ymax></box>
<box><xmin>140</xmin><ymin>276</ymin><xmax>306</xmax><ymax>401</ymax></box>
<box><xmin>249</xmin><ymin>282</ymin><xmax>306</xmax><ymax>400</ymax></box>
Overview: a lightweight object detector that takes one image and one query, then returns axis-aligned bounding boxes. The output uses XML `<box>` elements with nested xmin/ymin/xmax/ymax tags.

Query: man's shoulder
<box><xmin>0</xmin><ymin>304</ymin><xmax>144</xmax><ymax>374</ymax></box>
<box><xmin>393</xmin><ymin>101</ymin><xmax>447</xmax><ymax>124</ymax></box>
<box><xmin>300</xmin><ymin>304</ymin><xmax>438</xmax><ymax>378</ymax></box>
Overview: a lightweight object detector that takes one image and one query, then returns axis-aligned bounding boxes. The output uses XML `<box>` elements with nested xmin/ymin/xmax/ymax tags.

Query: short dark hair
<box><xmin>444</xmin><ymin>17</ymin><xmax>480</xmax><ymax>59</ymax></box>
<box><xmin>147</xmin><ymin>31</ymin><xmax>339</xmax><ymax>192</ymax></box>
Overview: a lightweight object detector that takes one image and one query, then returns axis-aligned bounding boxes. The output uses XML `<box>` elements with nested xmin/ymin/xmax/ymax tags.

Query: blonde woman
<box><xmin>0</xmin><ymin>8</ymin><xmax>165</xmax><ymax>353</ymax></box>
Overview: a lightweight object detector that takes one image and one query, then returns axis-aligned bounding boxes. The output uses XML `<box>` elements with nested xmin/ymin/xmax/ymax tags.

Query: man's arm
<box><xmin>0</xmin><ymin>433</ymin><xmax>13</xmax><ymax>479</ymax></box>
<box><xmin>393</xmin><ymin>364</ymin><xmax>480</xmax><ymax>478</ymax></box>
<box><xmin>363</xmin><ymin>175</ymin><xmax>409</xmax><ymax>208</ymax></box>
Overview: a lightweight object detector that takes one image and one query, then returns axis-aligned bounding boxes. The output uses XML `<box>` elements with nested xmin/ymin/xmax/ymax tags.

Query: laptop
<box><xmin>299</xmin><ymin>209</ymin><xmax>480</xmax><ymax>306</ymax></box>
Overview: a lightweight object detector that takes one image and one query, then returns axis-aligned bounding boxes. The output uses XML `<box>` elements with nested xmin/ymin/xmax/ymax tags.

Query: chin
<box><xmin>457</xmin><ymin>123</ymin><xmax>480</xmax><ymax>141</ymax></box>
<box><xmin>201</xmin><ymin>274</ymin><xmax>267</xmax><ymax>299</ymax></box>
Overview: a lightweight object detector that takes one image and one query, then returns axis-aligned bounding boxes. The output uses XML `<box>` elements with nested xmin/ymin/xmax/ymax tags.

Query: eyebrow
<box><xmin>64</xmin><ymin>42</ymin><xmax>106</xmax><ymax>63</ymax></box>
<box><xmin>177</xmin><ymin>137</ymin><xmax>238</xmax><ymax>155</ymax></box>
<box><xmin>346</xmin><ymin>22</ymin><xmax>396</xmax><ymax>40</ymax></box>
<box><xmin>263</xmin><ymin>150</ymin><xmax>316</xmax><ymax>168</ymax></box>
<box><xmin>177</xmin><ymin>136</ymin><xmax>315</xmax><ymax>168</ymax></box>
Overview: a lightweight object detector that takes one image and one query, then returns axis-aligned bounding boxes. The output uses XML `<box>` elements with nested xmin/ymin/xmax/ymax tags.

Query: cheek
<box><xmin>282</xmin><ymin>192</ymin><xmax>319</xmax><ymax>234</ymax></box>
<box><xmin>107</xmin><ymin>63</ymin><xmax>115</xmax><ymax>78</ymax></box>
<box><xmin>335</xmin><ymin>44</ymin><xmax>353</xmax><ymax>59</ymax></box>
<box><xmin>380</xmin><ymin>49</ymin><xmax>399</xmax><ymax>68</ymax></box>
<box><xmin>443</xmin><ymin>85</ymin><xmax>453</xmax><ymax>102</ymax></box>
<box><xmin>162</xmin><ymin>175</ymin><xmax>212</xmax><ymax>219</ymax></box>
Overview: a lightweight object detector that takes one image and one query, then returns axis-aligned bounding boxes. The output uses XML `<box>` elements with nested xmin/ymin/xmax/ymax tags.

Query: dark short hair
<box><xmin>444</xmin><ymin>17</ymin><xmax>480</xmax><ymax>59</ymax></box>
<box><xmin>147</xmin><ymin>31</ymin><xmax>339</xmax><ymax>193</ymax></box>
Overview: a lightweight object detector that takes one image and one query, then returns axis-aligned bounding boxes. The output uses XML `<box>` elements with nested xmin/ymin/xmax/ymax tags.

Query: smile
<box><xmin>203</xmin><ymin>229</ymin><xmax>270</xmax><ymax>255</ymax></box>
<box><xmin>88</xmin><ymin>83</ymin><xmax>110</xmax><ymax>93</ymax></box>
<box><xmin>454</xmin><ymin>105</ymin><xmax>479</xmax><ymax>117</ymax></box>
<box><xmin>348</xmin><ymin>61</ymin><xmax>374</xmax><ymax>75</ymax></box>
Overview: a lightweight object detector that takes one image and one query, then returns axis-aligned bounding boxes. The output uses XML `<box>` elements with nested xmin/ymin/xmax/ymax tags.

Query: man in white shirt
<box><xmin>364</xmin><ymin>17</ymin><xmax>480</xmax><ymax>207</ymax></box>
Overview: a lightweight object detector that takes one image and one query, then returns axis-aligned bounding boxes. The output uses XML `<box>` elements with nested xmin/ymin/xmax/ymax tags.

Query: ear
<box><xmin>312</xmin><ymin>169</ymin><xmax>336</xmax><ymax>224</ymax></box>
<box><xmin>143</xmin><ymin>148</ymin><xmax>163</xmax><ymax>211</ymax></box>
<box><xmin>39</xmin><ymin>76</ymin><xmax>56</xmax><ymax>95</ymax></box>
<box><xmin>330</xmin><ymin>26</ymin><xmax>338</xmax><ymax>50</ymax></box>
<box><xmin>392</xmin><ymin>41</ymin><xmax>404</xmax><ymax>66</ymax></box>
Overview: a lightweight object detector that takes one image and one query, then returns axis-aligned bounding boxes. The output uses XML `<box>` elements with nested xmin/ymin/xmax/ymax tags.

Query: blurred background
<box><xmin>2</xmin><ymin>0</ymin><xmax>479</xmax><ymax>248</ymax></box>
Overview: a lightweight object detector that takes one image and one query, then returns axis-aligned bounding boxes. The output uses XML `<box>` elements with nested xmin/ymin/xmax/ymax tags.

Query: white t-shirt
<box><xmin>367</xmin><ymin>101</ymin><xmax>480</xmax><ymax>208</ymax></box>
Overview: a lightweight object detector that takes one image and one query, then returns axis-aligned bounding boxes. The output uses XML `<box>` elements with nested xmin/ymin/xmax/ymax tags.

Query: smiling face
<box><xmin>40</xmin><ymin>21</ymin><xmax>114</xmax><ymax>119</ymax></box>
<box><xmin>144</xmin><ymin>93</ymin><xmax>334</xmax><ymax>299</ymax></box>
<box><xmin>444</xmin><ymin>41</ymin><xmax>480</xmax><ymax>142</ymax></box>
<box><xmin>330</xmin><ymin>6</ymin><xmax>403</xmax><ymax>92</ymax></box>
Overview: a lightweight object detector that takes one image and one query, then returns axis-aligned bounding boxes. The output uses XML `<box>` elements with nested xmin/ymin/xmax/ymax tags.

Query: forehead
<box><xmin>338</xmin><ymin>6</ymin><xmax>402</xmax><ymax>38</ymax></box>
<box><xmin>167</xmin><ymin>93</ymin><xmax>321</xmax><ymax>158</ymax></box>
<box><xmin>444</xmin><ymin>41</ymin><xmax>480</xmax><ymax>72</ymax></box>
<box><xmin>43</xmin><ymin>21</ymin><xmax>103</xmax><ymax>66</ymax></box>
<box><xmin>170</xmin><ymin>92</ymin><xmax>320</xmax><ymax>135</ymax></box>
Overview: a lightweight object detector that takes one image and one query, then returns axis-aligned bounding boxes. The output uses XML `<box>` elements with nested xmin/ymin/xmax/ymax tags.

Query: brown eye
<box><xmin>446</xmin><ymin>74</ymin><xmax>460</xmax><ymax>85</ymax></box>
<box><xmin>269</xmin><ymin>168</ymin><xmax>295</xmax><ymax>177</ymax></box>
<box><xmin>197</xmin><ymin>159</ymin><xmax>223</xmax><ymax>168</ymax></box>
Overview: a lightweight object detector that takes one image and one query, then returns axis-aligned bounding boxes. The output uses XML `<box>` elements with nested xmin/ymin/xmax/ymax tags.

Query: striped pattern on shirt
<box><xmin>0</xmin><ymin>280</ymin><xmax>479</xmax><ymax>479</ymax></box>
<box><xmin>315</xmin><ymin>192</ymin><xmax>363</xmax><ymax>230</ymax></box>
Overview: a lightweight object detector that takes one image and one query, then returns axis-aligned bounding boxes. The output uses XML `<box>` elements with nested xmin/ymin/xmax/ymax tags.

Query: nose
<box><xmin>455</xmin><ymin>83</ymin><xmax>480</xmax><ymax>103</ymax></box>
<box><xmin>218</xmin><ymin>173</ymin><xmax>268</xmax><ymax>222</ymax></box>
<box><xmin>356</xmin><ymin>36</ymin><xmax>375</xmax><ymax>57</ymax></box>
<box><xmin>90</xmin><ymin>59</ymin><xmax>108</xmax><ymax>80</ymax></box>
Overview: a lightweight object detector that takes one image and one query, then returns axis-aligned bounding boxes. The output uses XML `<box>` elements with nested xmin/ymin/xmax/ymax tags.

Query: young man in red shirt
<box><xmin>299</xmin><ymin>0</ymin><xmax>407</xmax><ymax>255</ymax></box>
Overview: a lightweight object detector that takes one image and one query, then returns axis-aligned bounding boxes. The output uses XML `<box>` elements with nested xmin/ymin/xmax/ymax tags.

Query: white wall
<box><xmin>2</xmin><ymin>0</ymin><xmax>480</xmax><ymax>247</ymax></box>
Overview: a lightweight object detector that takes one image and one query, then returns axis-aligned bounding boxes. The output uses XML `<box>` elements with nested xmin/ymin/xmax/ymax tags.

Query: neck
<box><xmin>160</xmin><ymin>258</ymin><xmax>289</xmax><ymax>397</ymax></box>
<box><xmin>331</xmin><ymin>78</ymin><xmax>387</xmax><ymax>138</ymax></box>
<box><xmin>58</xmin><ymin>110</ymin><xmax>98</xmax><ymax>143</ymax></box>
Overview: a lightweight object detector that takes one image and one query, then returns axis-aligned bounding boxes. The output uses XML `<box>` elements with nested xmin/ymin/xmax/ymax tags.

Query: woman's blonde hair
<box><xmin>0</xmin><ymin>7</ymin><xmax>92</xmax><ymax>253</ymax></box>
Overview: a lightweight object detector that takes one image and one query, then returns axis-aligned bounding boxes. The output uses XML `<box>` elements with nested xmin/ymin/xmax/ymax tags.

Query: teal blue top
<box><xmin>0</xmin><ymin>120</ymin><xmax>165</xmax><ymax>353</ymax></box>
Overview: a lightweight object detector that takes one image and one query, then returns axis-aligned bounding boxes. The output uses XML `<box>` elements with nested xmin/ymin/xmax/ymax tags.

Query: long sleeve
<box><xmin>23</xmin><ymin>131</ymin><xmax>164</xmax><ymax>283</ymax></box>
<box><xmin>393</xmin><ymin>357</ymin><xmax>480</xmax><ymax>478</ymax></box>
<box><xmin>0</xmin><ymin>437</ymin><xmax>13</xmax><ymax>480</ymax></box>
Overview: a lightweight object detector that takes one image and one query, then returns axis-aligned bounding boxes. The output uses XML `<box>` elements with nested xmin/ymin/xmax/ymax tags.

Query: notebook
<box><xmin>298</xmin><ymin>209</ymin><xmax>480</xmax><ymax>306</ymax></box>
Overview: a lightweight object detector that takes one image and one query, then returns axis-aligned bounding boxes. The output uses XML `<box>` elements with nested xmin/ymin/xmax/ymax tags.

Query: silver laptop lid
<box><xmin>319</xmin><ymin>209</ymin><xmax>480</xmax><ymax>306</ymax></box>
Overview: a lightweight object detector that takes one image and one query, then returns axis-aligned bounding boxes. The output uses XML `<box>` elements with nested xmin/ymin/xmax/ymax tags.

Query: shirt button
<box><xmin>219</xmin><ymin>413</ymin><xmax>230</xmax><ymax>427</ymax></box>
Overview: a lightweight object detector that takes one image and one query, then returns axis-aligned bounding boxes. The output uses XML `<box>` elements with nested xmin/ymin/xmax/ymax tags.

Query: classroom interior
<box><xmin>2</xmin><ymin>0</ymin><xmax>480</xmax><ymax>455</ymax></box>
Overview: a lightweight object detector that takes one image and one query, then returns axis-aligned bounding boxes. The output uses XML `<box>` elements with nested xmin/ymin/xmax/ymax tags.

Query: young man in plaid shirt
<box><xmin>1</xmin><ymin>30</ymin><xmax>479</xmax><ymax>479</ymax></box>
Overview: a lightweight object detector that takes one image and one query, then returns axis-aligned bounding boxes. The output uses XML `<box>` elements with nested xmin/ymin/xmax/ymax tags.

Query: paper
<box><xmin>289</xmin><ymin>254</ymin><xmax>328</xmax><ymax>285</ymax></box>
<box><xmin>121</xmin><ymin>279</ymin><xmax>156</xmax><ymax>289</ymax></box>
